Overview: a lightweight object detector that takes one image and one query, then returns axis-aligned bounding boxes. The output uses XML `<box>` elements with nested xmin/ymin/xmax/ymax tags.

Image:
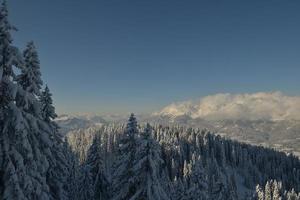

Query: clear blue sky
<box><xmin>9</xmin><ymin>0</ymin><xmax>300</xmax><ymax>114</ymax></box>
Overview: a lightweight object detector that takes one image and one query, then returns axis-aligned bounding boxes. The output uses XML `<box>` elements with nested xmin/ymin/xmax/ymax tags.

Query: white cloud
<box><xmin>158</xmin><ymin>92</ymin><xmax>300</xmax><ymax>121</ymax></box>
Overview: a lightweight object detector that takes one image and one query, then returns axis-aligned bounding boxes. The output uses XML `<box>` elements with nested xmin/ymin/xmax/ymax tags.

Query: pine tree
<box><xmin>77</xmin><ymin>165</ymin><xmax>95</xmax><ymax>200</ymax></box>
<box><xmin>15</xmin><ymin>41</ymin><xmax>43</xmax><ymax>116</ymax></box>
<box><xmin>256</xmin><ymin>185</ymin><xmax>265</xmax><ymax>200</ymax></box>
<box><xmin>264</xmin><ymin>181</ymin><xmax>272</xmax><ymax>200</ymax></box>
<box><xmin>0</xmin><ymin>1</ymin><xmax>51</xmax><ymax>199</ymax></box>
<box><xmin>111</xmin><ymin>113</ymin><xmax>139</xmax><ymax>200</ymax></box>
<box><xmin>130</xmin><ymin>123</ymin><xmax>170</xmax><ymax>200</ymax></box>
<box><xmin>85</xmin><ymin>132</ymin><xmax>109</xmax><ymax>200</ymax></box>
<box><xmin>64</xmin><ymin>140</ymin><xmax>80</xmax><ymax>200</ymax></box>
<box><xmin>40</xmin><ymin>85</ymin><xmax>57</xmax><ymax>123</ymax></box>
<box><xmin>272</xmin><ymin>180</ymin><xmax>282</xmax><ymax>200</ymax></box>
<box><xmin>17</xmin><ymin>41</ymin><xmax>42</xmax><ymax>95</ymax></box>
<box><xmin>187</xmin><ymin>155</ymin><xmax>208</xmax><ymax>200</ymax></box>
<box><xmin>207</xmin><ymin>159</ymin><xmax>225</xmax><ymax>200</ymax></box>
<box><xmin>171</xmin><ymin>177</ymin><xmax>185</xmax><ymax>200</ymax></box>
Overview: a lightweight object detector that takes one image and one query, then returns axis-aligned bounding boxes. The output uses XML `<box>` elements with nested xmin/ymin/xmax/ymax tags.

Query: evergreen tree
<box><xmin>0</xmin><ymin>2</ymin><xmax>69</xmax><ymax>197</ymax></box>
<box><xmin>17</xmin><ymin>41</ymin><xmax>42</xmax><ymax>95</ymax></box>
<box><xmin>272</xmin><ymin>180</ymin><xmax>282</xmax><ymax>200</ymax></box>
<box><xmin>0</xmin><ymin>1</ymin><xmax>51</xmax><ymax>199</ymax></box>
<box><xmin>77</xmin><ymin>165</ymin><xmax>94</xmax><ymax>200</ymax></box>
<box><xmin>256</xmin><ymin>185</ymin><xmax>265</xmax><ymax>200</ymax></box>
<box><xmin>187</xmin><ymin>155</ymin><xmax>208</xmax><ymax>200</ymax></box>
<box><xmin>64</xmin><ymin>140</ymin><xmax>80</xmax><ymax>200</ymax></box>
<box><xmin>207</xmin><ymin>159</ymin><xmax>225</xmax><ymax>200</ymax></box>
<box><xmin>131</xmin><ymin>123</ymin><xmax>170</xmax><ymax>200</ymax></box>
<box><xmin>171</xmin><ymin>177</ymin><xmax>185</xmax><ymax>200</ymax></box>
<box><xmin>85</xmin><ymin>132</ymin><xmax>109</xmax><ymax>200</ymax></box>
<box><xmin>40</xmin><ymin>85</ymin><xmax>57</xmax><ymax>123</ymax></box>
<box><xmin>264</xmin><ymin>181</ymin><xmax>272</xmax><ymax>200</ymax></box>
<box><xmin>111</xmin><ymin>113</ymin><xmax>139</xmax><ymax>200</ymax></box>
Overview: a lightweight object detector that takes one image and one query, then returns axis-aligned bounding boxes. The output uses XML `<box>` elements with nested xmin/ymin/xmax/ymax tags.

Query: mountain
<box><xmin>55</xmin><ymin>114</ymin><xmax>107</xmax><ymax>135</ymax></box>
<box><xmin>155</xmin><ymin>92</ymin><xmax>300</xmax><ymax>121</ymax></box>
<box><xmin>152</xmin><ymin>92</ymin><xmax>300</xmax><ymax>156</ymax></box>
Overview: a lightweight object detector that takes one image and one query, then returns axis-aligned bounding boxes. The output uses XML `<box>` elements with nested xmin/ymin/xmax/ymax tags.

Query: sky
<box><xmin>8</xmin><ymin>0</ymin><xmax>300</xmax><ymax>114</ymax></box>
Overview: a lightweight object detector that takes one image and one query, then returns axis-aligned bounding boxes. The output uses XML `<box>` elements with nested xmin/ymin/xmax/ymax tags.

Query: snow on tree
<box><xmin>40</xmin><ymin>85</ymin><xmax>57</xmax><ymax>123</ymax></box>
<box><xmin>272</xmin><ymin>180</ymin><xmax>282</xmax><ymax>200</ymax></box>
<box><xmin>254</xmin><ymin>180</ymin><xmax>300</xmax><ymax>200</ymax></box>
<box><xmin>130</xmin><ymin>123</ymin><xmax>170</xmax><ymax>200</ymax></box>
<box><xmin>66</xmin><ymin>122</ymin><xmax>300</xmax><ymax>200</ymax></box>
<box><xmin>85</xmin><ymin>132</ymin><xmax>109</xmax><ymax>200</ymax></box>
<box><xmin>64</xmin><ymin>140</ymin><xmax>81</xmax><ymax>200</ymax></box>
<box><xmin>264</xmin><ymin>181</ymin><xmax>272</xmax><ymax>200</ymax></box>
<box><xmin>186</xmin><ymin>154</ymin><xmax>208</xmax><ymax>200</ymax></box>
<box><xmin>256</xmin><ymin>185</ymin><xmax>265</xmax><ymax>200</ymax></box>
<box><xmin>0</xmin><ymin>2</ymin><xmax>70</xmax><ymax>199</ymax></box>
<box><xmin>17</xmin><ymin>41</ymin><xmax>42</xmax><ymax>95</ymax></box>
<box><xmin>15</xmin><ymin>41</ymin><xmax>44</xmax><ymax>117</ymax></box>
<box><xmin>0</xmin><ymin>1</ymin><xmax>51</xmax><ymax>199</ymax></box>
<box><xmin>111</xmin><ymin>113</ymin><xmax>139</xmax><ymax>200</ymax></box>
<box><xmin>38</xmin><ymin>85</ymin><xmax>70</xmax><ymax>200</ymax></box>
<box><xmin>126</xmin><ymin>113</ymin><xmax>138</xmax><ymax>137</ymax></box>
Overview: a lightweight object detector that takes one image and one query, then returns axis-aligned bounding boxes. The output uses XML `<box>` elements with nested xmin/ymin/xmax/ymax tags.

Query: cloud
<box><xmin>158</xmin><ymin>92</ymin><xmax>300</xmax><ymax>121</ymax></box>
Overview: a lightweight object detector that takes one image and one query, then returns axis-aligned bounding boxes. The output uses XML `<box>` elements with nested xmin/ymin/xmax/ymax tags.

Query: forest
<box><xmin>0</xmin><ymin>1</ymin><xmax>299</xmax><ymax>200</ymax></box>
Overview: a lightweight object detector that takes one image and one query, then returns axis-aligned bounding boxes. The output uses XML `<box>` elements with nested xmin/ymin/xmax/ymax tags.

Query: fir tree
<box><xmin>131</xmin><ymin>123</ymin><xmax>170</xmax><ymax>200</ymax></box>
<box><xmin>39</xmin><ymin>85</ymin><xmax>69</xmax><ymax>200</ymax></box>
<box><xmin>187</xmin><ymin>155</ymin><xmax>208</xmax><ymax>200</ymax></box>
<box><xmin>0</xmin><ymin>1</ymin><xmax>51</xmax><ymax>199</ymax></box>
<box><xmin>111</xmin><ymin>113</ymin><xmax>139</xmax><ymax>200</ymax></box>
<box><xmin>85</xmin><ymin>132</ymin><xmax>109</xmax><ymax>200</ymax></box>
<box><xmin>256</xmin><ymin>185</ymin><xmax>265</xmax><ymax>200</ymax></box>
<box><xmin>77</xmin><ymin>165</ymin><xmax>94</xmax><ymax>200</ymax></box>
<box><xmin>17</xmin><ymin>41</ymin><xmax>42</xmax><ymax>95</ymax></box>
<box><xmin>40</xmin><ymin>85</ymin><xmax>57</xmax><ymax>123</ymax></box>
<box><xmin>15</xmin><ymin>41</ymin><xmax>43</xmax><ymax>117</ymax></box>
<box><xmin>264</xmin><ymin>181</ymin><xmax>272</xmax><ymax>200</ymax></box>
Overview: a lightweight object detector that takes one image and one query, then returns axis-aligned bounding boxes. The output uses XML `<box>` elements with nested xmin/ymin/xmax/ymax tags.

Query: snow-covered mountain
<box><xmin>151</xmin><ymin>92</ymin><xmax>300</xmax><ymax>156</ymax></box>
<box><xmin>55</xmin><ymin>114</ymin><xmax>107</xmax><ymax>135</ymax></box>
<box><xmin>155</xmin><ymin>92</ymin><xmax>300</xmax><ymax>121</ymax></box>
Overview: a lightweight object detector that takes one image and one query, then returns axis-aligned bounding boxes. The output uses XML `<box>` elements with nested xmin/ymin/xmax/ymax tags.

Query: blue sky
<box><xmin>9</xmin><ymin>0</ymin><xmax>300</xmax><ymax>114</ymax></box>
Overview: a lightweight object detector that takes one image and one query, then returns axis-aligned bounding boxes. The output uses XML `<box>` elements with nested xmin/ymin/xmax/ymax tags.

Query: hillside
<box><xmin>65</xmin><ymin>115</ymin><xmax>300</xmax><ymax>199</ymax></box>
<box><xmin>57</xmin><ymin>114</ymin><xmax>300</xmax><ymax>157</ymax></box>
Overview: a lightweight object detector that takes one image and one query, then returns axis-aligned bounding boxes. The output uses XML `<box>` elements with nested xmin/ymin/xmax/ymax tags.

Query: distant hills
<box><xmin>56</xmin><ymin>114</ymin><xmax>300</xmax><ymax>157</ymax></box>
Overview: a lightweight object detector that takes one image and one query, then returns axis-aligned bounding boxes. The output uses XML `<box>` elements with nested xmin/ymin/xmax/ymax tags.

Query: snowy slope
<box><xmin>155</xmin><ymin>92</ymin><xmax>300</xmax><ymax>121</ymax></box>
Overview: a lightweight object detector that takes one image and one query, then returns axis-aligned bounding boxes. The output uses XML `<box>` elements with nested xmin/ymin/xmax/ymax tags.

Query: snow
<box><xmin>156</xmin><ymin>92</ymin><xmax>300</xmax><ymax>121</ymax></box>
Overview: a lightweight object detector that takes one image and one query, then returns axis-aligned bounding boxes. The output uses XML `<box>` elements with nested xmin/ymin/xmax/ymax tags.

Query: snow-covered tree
<box><xmin>256</xmin><ymin>185</ymin><xmax>265</xmax><ymax>200</ymax></box>
<box><xmin>111</xmin><ymin>114</ymin><xmax>139</xmax><ymax>200</ymax></box>
<box><xmin>273</xmin><ymin>180</ymin><xmax>282</xmax><ymax>200</ymax></box>
<box><xmin>0</xmin><ymin>1</ymin><xmax>51</xmax><ymax>199</ymax></box>
<box><xmin>64</xmin><ymin>140</ymin><xmax>80</xmax><ymax>200</ymax></box>
<box><xmin>40</xmin><ymin>85</ymin><xmax>57</xmax><ymax>123</ymax></box>
<box><xmin>264</xmin><ymin>181</ymin><xmax>272</xmax><ymax>200</ymax></box>
<box><xmin>17</xmin><ymin>41</ymin><xmax>42</xmax><ymax>95</ymax></box>
<box><xmin>15</xmin><ymin>41</ymin><xmax>43</xmax><ymax>116</ymax></box>
<box><xmin>130</xmin><ymin>123</ymin><xmax>170</xmax><ymax>200</ymax></box>
<box><xmin>85</xmin><ymin>132</ymin><xmax>109</xmax><ymax>200</ymax></box>
<box><xmin>0</xmin><ymin>2</ymin><xmax>70</xmax><ymax>199</ymax></box>
<box><xmin>186</xmin><ymin>155</ymin><xmax>208</xmax><ymax>200</ymax></box>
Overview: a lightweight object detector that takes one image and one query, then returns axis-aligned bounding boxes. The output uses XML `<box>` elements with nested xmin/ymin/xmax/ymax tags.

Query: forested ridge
<box><xmin>0</xmin><ymin>1</ymin><xmax>299</xmax><ymax>199</ymax></box>
<box><xmin>67</xmin><ymin>116</ymin><xmax>300</xmax><ymax>200</ymax></box>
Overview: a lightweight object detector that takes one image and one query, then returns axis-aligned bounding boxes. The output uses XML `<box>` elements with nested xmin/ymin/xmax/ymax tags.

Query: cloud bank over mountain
<box><xmin>156</xmin><ymin>92</ymin><xmax>300</xmax><ymax>121</ymax></box>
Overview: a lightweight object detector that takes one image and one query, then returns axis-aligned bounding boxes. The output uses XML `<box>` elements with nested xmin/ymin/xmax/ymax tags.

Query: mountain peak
<box><xmin>156</xmin><ymin>92</ymin><xmax>300</xmax><ymax>121</ymax></box>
